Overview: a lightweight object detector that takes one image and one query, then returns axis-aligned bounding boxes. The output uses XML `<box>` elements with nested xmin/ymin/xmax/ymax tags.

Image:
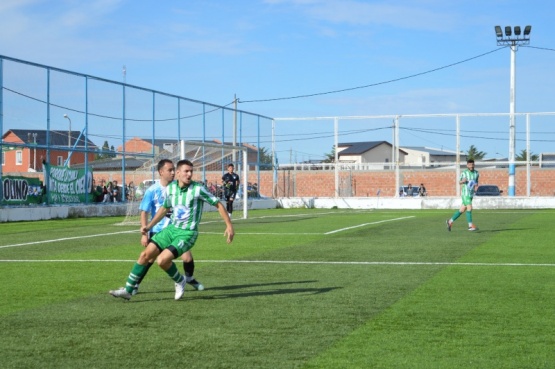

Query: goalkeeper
<box><xmin>222</xmin><ymin>163</ymin><xmax>240</xmax><ymax>219</ymax></box>
<box><xmin>447</xmin><ymin>158</ymin><xmax>479</xmax><ymax>232</ymax></box>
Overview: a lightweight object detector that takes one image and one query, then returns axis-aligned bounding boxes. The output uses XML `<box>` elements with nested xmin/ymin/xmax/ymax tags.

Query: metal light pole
<box><xmin>495</xmin><ymin>25</ymin><xmax>531</xmax><ymax>197</ymax></box>
<box><xmin>32</xmin><ymin>132</ymin><xmax>37</xmax><ymax>170</ymax></box>
<box><xmin>63</xmin><ymin>114</ymin><xmax>72</xmax><ymax>167</ymax></box>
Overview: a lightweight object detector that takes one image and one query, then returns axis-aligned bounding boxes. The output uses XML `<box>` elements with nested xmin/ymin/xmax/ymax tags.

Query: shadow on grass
<box><xmin>129</xmin><ymin>280</ymin><xmax>339</xmax><ymax>302</ymax></box>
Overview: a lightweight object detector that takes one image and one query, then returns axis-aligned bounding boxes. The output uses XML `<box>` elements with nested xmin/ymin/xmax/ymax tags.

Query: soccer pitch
<box><xmin>1</xmin><ymin>208</ymin><xmax>554</xmax><ymax>368</ymax></box>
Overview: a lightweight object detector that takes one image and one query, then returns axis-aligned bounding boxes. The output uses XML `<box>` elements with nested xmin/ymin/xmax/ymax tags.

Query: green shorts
<box><xmin>461</xmin><ymin>195</ymin><xmax>474</xmax><ymax>206</ymax></box>
<box><xmin>151</xmin><ymin>225</ymin><xmax>198</xmax><ymax>257</ymax></box>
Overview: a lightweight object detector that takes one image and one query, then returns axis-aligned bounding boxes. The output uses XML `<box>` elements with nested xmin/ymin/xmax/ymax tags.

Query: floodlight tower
<box><xmin>495</xmin><ymin>25</ymin><xmax>531</xmax><ymax>197</ymax></box>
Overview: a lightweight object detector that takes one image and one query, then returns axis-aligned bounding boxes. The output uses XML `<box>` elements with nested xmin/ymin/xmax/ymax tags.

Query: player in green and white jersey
<box><xmin>109</xmin><ymin>159</ymin><xmax>234</xmax><ymax>301</ymax></box>
<box><xmin>447</xmin><ymin>158</ymin><xmax>479</xmax><ymax>232</ymax></box>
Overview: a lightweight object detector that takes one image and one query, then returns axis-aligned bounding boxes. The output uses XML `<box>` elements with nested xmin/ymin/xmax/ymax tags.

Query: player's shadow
<box><xmin>133</xmin><ymin>280</ymin><xmax>339</xmax><ymax>302</ymax></box>
<box><xmin>207</xmin><ymin>280</ymin><xmax>318</xmax><ymax>291</ymax></box>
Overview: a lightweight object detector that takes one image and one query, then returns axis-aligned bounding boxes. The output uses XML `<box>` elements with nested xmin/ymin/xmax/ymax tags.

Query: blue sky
<box><xmin>1</xmin><ymin>0</ymin><xmax>554</xmax><ymax>162</ymax></box>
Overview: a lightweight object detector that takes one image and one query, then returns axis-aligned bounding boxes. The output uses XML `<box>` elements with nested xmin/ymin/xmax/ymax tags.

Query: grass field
<box><xmin>1</xmin><ymin>208</ymin><xmax>554</xmax><ymax>368</ymax></box>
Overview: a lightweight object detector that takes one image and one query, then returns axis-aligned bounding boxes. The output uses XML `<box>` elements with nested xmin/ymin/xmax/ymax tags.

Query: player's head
<box><xmin>467</xmin><ymin>158</ymin><xmax>475</xmax><ymax>170</ymax></box>
<box><xmin>157</xmin><ymin>159</ymin><xmax>175</xmax><ymax>184</ymax></box>
<box><xmin>176</xmin><ymin>159</ymin><xmax>194</xmax><ymax>185</ymax></box>
<box><xmin>157</xmin><ymin>159</ymin><xmax>173</xmax><ymax>173</ymax></box>
<box><xmin>227</xmin><ymin>163</ymin><xmax>234</xmax><ymax>172</ymax></box>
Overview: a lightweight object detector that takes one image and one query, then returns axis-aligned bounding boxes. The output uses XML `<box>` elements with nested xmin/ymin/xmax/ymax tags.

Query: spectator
<box><xmin>406</xmin><ymin>184</ymin><xmax>414</xmax><ymax>196</ymax></box>
<box><xmin>103</xmin><ymin>182</ymin><xmax>113</xmax><ymax>203</ymax></box>
<box><xmin>112</xmin><ymin>180</ymin><xmax>120</xmax><ymax>202</ymax></box>
<box><xmin>418</xmin><ymin>183</ymin><xmax>427</xmax><ymax>197</ymax></box>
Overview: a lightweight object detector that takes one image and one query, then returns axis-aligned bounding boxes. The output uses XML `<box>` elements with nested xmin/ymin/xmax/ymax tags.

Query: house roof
<box><xmin>339</xmin><ymin>141</ymin><xmax>408</xmax><ymax>155</ymax></box>
<box><xmin>4</xmin><ymin>129</ymin><xmax>98</xmax><ymax>148</ymax></box>
<box><xmin>338</xmin><ymin>141</ymin><xmax>388</xmax><ymax>155</ymax></box>
<box><xmin>402</xmin><ymin>146</ymin><xmax>463</xmax><ymax>157</ymax></box>
<box><xmin>70</xmin><ymin>157</ymin><xmax>148</xmax><ymax>171</ymax></box>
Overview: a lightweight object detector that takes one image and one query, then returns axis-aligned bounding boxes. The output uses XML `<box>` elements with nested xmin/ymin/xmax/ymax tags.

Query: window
<box><xmin>16</xmin><ymin>150</ymin><xmax>23</xmax><ymax>165</ymax></box>
<box><xmin>57</xmin><ymin>156</ymin><xmax>63</xmax><ymax>166</ymax></box>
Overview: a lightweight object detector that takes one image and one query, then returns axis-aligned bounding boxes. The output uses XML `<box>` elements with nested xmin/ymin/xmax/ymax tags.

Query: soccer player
<box><xmin>447</xmin><ymin>158</ymin><xmax>479</xmax><ymax>231</ymax></box>
<box><xmin>222</xmin><ymin>163</ymin><xmax>240</xmax><ymax>219</ymax></box>
<box><xmin>131</xmin><ymin>159</ymin><xmax>204</xmax><ymax>296</ymax></box>
<box><xmin>109</xmin><ymin>159</ymin><xmax>234</xmax><ymax>300</ymax></box>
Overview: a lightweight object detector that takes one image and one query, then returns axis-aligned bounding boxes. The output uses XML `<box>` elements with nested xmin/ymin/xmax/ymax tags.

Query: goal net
<box><xmin>118</xmin><ymin>140</ymin><xmax>248</xmax><ymax>225</ymax></box>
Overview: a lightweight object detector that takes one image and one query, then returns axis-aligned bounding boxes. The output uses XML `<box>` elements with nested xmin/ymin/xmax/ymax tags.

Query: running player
<box><xmin>447</xmin><ymin>158</ymin><xmax>479</xmax><ymax>231</ymax></box>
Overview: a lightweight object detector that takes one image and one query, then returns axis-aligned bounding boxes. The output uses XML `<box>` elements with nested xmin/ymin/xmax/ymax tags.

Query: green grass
<box><xmin>0</xmin><ymin>209</ymin><xmax>554</xmax><ymax>368</ymax></box>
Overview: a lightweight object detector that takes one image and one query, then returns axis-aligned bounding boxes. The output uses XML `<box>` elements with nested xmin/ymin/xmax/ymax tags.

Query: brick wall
<box><xmin>48</xmin><ymin>167</ymin><xmax>555</xmax><ymax>198</ymax></box>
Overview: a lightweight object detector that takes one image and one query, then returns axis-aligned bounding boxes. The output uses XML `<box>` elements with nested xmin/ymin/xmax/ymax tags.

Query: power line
<box><xmin>239</xmin><ymin>47</ymin><xmax>507</xmax><ymax>104</ymax></box>
<box><xmin>2</xmin><ymin>86</ymin><xmax>235</xmax><ymax>122</ymax></box>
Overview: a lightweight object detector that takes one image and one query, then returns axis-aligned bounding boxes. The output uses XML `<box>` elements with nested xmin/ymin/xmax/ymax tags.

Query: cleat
<box><xmin>131</xmin><ymin>284</ymin><xmax>139</xmax><ymax>296</ymax></box>
<box><xmin>175</xmin><ymin>278</ymin><xmax>187</xmax><ymax>300</ymax></box>
<box><xmin>446</xmin><ymin>219</ymin><xmax>452</xmax><ymax>232</ymax></box>
<box><xmin>468</xmin><ymin>225</ymin><xmax>478</xmax><ymax>231</ymax></box>
<box><xmin>109</xmin><ymin>287</ymin><xmax>131</xmax><ymax>300</ymax></box>
<box><xmin>187</xmin><ymin>278</ymin><xmax>205</xmax><ymax>291</ymax></box>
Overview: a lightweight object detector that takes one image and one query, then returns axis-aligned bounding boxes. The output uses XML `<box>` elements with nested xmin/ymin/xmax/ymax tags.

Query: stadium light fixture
<box><xmin>494</xmin><ymin>25</ymin><xmax>532</xmax><ymax>197</ymax></box>
<box><xmin>504</xmin><ymin>26</ymin><xmax>512</xmax><ymax>36</ymax></box>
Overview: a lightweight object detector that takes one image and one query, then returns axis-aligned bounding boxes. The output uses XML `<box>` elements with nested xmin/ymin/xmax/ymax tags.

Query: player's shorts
<box><xmin>151</xmin><ymin>225</ymin><xmax>198</xmax><ymax>258</ymax></box>
<box><xmin>225</xmin><ymin>189</ymin><xmax>237</xmax><ymax>201</ymax></box>
<box><xmin>461</xmin><ymin>194</ymin><xmax>473</xmax><ymax>206</ymax></box>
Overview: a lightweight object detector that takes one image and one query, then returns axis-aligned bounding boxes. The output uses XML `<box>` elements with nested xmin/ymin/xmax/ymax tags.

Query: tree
<box><xmin>466</xmin><ymin>145</ymin><xmax>486</xmax><ymax>160</ymax></box>
<box><xmin>258</xmin><ymin>147</ymin><xmax>273</xmax><ymax>170</ymax></box>
<box><xmin>515</xmin><ymin>149</ymin><xmax>539</xmax><ymax>161</ymax></box>
<box><xmin>323</xmin><ymin>146</ymin><xmax>336</xmax><ymax>163</ymax></box>
<box><xmin>94</xmin><ymin>141</ymin><xmax>111</xmax><ymax>160</ymax></box>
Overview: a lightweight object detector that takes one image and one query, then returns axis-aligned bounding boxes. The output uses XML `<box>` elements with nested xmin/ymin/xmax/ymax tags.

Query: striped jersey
<box><xmin>139</xmin><ymin>182</ymin><xmax>171</xmax><ymax>233</ymax></box>
<box><xmin>460</xmin><ymin>168</ymin><xmax>479</xmax><ymax>197</ymax></box>
<box><xmin>163</xmin><ymin>180</ymin><xmax>221</xmax><ymax>231</ymax></box>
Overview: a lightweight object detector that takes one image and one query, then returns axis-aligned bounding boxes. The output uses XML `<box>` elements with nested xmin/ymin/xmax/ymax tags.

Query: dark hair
<box><xmin>157</xmin><ymin>159</ymin><xmax>173</xmax><ymax>172</ymax></box>
<box><xmin>177</xmin><ymin>159</ymin><xmax>194</xmax><ymax>169</ymax></box>
<box><xmin>227</xmin><ymin>163</ymin><xmax>234</xmax><ymax>168</ymax></box>
<box><xmin>467</xmin><ymin>159</ymin><xmax>475</xmax><ymax>164</ymax></box>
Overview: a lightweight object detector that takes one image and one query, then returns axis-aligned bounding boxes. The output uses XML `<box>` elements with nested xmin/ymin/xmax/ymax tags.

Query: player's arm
<box><xmin>216</xmin><ymin>202</ymin><xmax>234</xmax><ymax>243</ymax></box>
<box><xmin>141</xmin><ymin>206</ymin><xmax>169</xmax><ymax>235</ymax></box>
<box><xmin>140</xmin><ymin>211</ymin><xmax>150</xmax><ymax>247</ymax></box>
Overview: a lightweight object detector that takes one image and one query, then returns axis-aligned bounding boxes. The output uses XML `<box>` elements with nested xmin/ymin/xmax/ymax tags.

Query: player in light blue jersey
<box><xmin>447</xmin><ymin>158</ymin><xmax>479</xmax><ymax>231</ymax></box>
<box><xmin>110</xmin><ymin>159</ymin><xmax>234</xmax><ymax>301</ymax></box>
<box><xmin>131</xmin><ymin>159</ymin><xmax>204</xmax><ymax>295</ymax></box>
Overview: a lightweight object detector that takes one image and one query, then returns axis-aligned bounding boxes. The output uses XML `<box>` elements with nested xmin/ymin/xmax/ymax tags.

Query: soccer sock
<box><xmin>165</xmin><ymin>262</ymin><xmax>184</xmax><ymax>283</ymax></box>
<box><xmin>135</xmin><ymin>262</ymin><xmax>153</xmax><ymax>285</ymax></box>
<box><xmin>451</xmin><ymin>211</ymin><xmax>462</xmax><ymax>222</ymax></box>
<box><xmin>466</xmin><ymin>211</ymin><xmax>472</xmax><ymax>225</ymax></box>
<box><xmin>125</xmin><ymin>263</ymin><xmax>149</xmax><ymax>293</ymax></box>
<box><xmin>183</xmin><ymin>259</ymin><xmax>195</xmax><ymax>279</ymax></box>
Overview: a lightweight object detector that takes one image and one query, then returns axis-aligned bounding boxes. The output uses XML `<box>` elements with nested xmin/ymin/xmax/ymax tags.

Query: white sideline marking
<box><xmin>201</xmin><ymin>232</ymin><xmax>321</xmax><ymax>235</ymax></box>
<box><xmin>0</xmin><ymin>212</ymin><xmax>396</xmax><ymax>249</ymax></box>
<box><xmin>325</xmin><ymin>216</ymin><xmax>415</xmax><ymax>234</ymax></box>
<box><xmin>0</xmin><ymin>230</ymin><xmax>137</xmax><ymax>249</ymax></box>
<box><xmin>0</xmin><ymin>259</ymin><xmax>553</xmax><ymax>267</ymax></box>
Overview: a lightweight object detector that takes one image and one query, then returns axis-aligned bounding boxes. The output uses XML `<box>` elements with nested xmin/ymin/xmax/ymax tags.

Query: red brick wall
<box><xmin>60</xmin><ymin>167</ymin><xmax>555</xmax><ymax>198</ymax></box>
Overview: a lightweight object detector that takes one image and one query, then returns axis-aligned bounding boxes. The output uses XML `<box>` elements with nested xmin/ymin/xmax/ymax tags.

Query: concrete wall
<box><xmin>2</xmin><ymin>195</ymin><xmax>554</xmax><ymax>222</ymax></box>
<box><xmin>277</xmin><ymin>197</ymin><xmax>555</xmax><ymax>210</ymax></box>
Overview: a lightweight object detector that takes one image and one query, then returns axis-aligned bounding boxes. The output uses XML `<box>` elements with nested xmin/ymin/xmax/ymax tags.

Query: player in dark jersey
<box><xmin>222</xmin><ymin>163</ymin><xmax>240</xmax><ymax>219</ymax></box>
